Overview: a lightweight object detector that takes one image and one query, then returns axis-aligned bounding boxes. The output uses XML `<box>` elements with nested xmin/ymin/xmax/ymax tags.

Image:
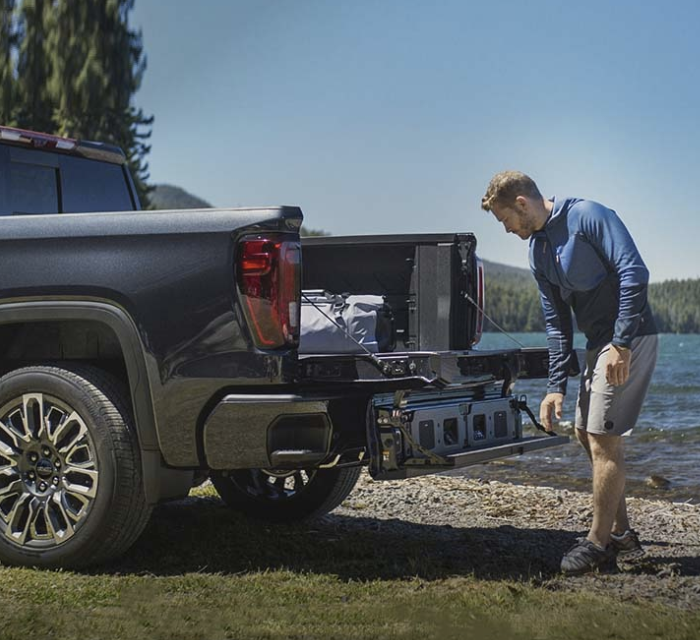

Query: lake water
<box><xmin>457</xmin><ymin>333</ymin><xmax>700</xmax><ymax>503</ymax></box>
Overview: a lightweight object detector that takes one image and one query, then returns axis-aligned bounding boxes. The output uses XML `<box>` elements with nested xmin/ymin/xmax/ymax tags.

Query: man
<box><xmin>481</xmin><ymin>171</ymin><xmax>658</xmax><ymax>575</ymax></box>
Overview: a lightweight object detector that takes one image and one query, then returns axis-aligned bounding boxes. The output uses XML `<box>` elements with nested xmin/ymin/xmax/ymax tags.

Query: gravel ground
<box><xmin>334</xmin><ymin>471</ymin><xmax>700</xmax><ymax>609</ymax></box>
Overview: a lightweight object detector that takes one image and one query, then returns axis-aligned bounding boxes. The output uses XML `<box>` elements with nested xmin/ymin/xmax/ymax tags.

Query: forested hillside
<box><xmin>648</xmin><ymin>279</ymin><xmax>700</xmax><ymax>333</ymax></box>
<box><xmin>483</xmin><ymin>261</ymin><xmax>700</xmax><ymax>333</ymax></box>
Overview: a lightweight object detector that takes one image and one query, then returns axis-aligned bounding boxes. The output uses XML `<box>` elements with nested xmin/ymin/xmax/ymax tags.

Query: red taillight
<box><xmin>472</xmin><ymin>256</ymin><xmax>485</xmax><ymax>346</ymax></box>
<box><xmin>237</xmin><ymin>235</ymin><xmax>301</xmax><ymax>349</ymax></box>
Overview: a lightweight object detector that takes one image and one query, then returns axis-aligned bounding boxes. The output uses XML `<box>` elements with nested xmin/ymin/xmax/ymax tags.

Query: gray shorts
<box><xmin>575</xmin><ymin>334</ymin><xmax>658</xmax><ymax>437</ymax></box>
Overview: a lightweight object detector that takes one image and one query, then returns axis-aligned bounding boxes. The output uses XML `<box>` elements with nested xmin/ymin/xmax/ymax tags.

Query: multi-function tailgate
<box><xmin>300</xmin><ymin>346</ymin><xmax>573</xmax><ymax>480</ymax></box>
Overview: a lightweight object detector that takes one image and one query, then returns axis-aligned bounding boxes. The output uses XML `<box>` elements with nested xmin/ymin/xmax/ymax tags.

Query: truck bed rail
<box><xmin>299</xmin><ymin>347</ymin><xmax>554</xmax><ymax>390</ymax></box>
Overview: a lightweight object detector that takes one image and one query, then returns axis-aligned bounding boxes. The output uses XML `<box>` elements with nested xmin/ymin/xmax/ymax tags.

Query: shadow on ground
<box><xmin>98</xmin><ymin>495</ymin><xmax>699</xmax><ymax>582</ymax></box>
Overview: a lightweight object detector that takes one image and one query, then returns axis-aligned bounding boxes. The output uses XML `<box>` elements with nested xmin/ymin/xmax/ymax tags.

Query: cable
<box><xmin>464</xmin><ymin>293</ymin><xmax>526</xmax><ymax>348</ymax></box>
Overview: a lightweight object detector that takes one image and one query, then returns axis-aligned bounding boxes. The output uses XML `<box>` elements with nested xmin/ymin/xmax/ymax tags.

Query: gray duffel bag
<box><xmin>299</xmin><ymin>290</ymin><xmax>394</xmax><ymax>354</ymax></box>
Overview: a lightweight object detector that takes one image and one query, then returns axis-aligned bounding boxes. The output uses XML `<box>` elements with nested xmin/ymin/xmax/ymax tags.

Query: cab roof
<box><xmin>0</xmin><ymin>125</ymin><xmax>126</xmax><ymax>165</ymax></box>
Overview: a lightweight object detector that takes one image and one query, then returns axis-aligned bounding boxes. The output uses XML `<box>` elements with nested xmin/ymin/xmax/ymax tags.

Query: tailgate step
<box><xmin>445</xmin><ymin>435</ymin><xmax>570</xmax><ymax>466</ymax></box>
<box><xmin>374</xmin><ymin>435</ymin><xmax>569</xmax><ymax>480</ymax></box>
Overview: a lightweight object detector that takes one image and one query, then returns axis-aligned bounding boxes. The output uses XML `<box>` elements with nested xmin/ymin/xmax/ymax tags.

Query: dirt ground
<box><xmin>334</xmin><ymin>472</ymin><xmax>700</xmax><ymax>610</ymax></box>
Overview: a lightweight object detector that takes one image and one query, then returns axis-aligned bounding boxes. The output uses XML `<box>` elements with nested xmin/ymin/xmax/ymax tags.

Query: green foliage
<box><xmin>0</xmin><ymin>0</ymin><xmax>17</xmax><ymax>124</ymax></box>
<box><xmin>482</xmin><ymin>264</ymin><xmax>543</xmax><ymax>333</ymax></box>
<box><xmin>15</xmin><ymin>0</ymin><xmax>53</xmax><ymax>132</ymax></box>
<box><xmin>648</xmin><ymin>279</ymin><xmax>700</xmax><ymax>333</ymax></box>
<box><xmin>0</xmin><ymin>0</ymin><xmax>153</xmax><ymax>206</ymax></box>
<box><xmin>483</xmin><ymin>279</ymin><xmax>544</xmax><ymax>333</ymax></box>
<box><xmin>483</xmin><ymin>265</ymin><xmax>700</xmax><ymax>334</ymax></box>
<box><xmin>301</xmin><ymin>226</ymin><xmax>330</xmax><ymax>237</ymax></box>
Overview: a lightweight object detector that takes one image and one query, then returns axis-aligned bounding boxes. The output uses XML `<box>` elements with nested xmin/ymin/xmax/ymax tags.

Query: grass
<box><xmin>0</xmin><ymin>485</ymin><xmax>697</xmax><ymax>640</ymax></box>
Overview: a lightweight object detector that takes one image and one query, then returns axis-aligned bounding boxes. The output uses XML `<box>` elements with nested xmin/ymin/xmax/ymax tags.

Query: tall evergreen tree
<box><xmin>47</xmin><ymin>0</ymin><xmax>153</xmax><ymax>206</ymax></box>
<box><xmin>2</xmin><ymin>1</ymin><xmax>152</xmax><ymax>205</ymax></box>
<box><xmin>0</xmin><ymin>0</ymin><xmax>17</xmax><ymax>124</ymax></box>
<box><xmin>15</xmin><ymin>0</ymin><xmax>53</xmax><ymax>132</ymax></box>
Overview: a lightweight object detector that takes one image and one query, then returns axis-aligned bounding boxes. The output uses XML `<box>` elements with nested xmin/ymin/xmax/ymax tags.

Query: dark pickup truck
<box><xmin>0</xmin><ymin>126</ymin><xmax>568</xmax><ymax>568</ymax></box>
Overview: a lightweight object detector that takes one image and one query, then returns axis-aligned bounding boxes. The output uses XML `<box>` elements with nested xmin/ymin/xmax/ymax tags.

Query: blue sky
<box><xmin>131</xmin><ymin>0</ymin><xmax>700</xmax><ymax>282</ymax></box>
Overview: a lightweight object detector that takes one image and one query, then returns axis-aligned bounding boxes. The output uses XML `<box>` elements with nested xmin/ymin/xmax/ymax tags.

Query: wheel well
<box><xmin>0</xmin><ymin>307</ymin><xmax>190</xmax><ymax>505</ymax></box>
<box><xmin>0</xmin><ymin>320</ymin><xmax>129</xmax><ymax>384</ymax></box>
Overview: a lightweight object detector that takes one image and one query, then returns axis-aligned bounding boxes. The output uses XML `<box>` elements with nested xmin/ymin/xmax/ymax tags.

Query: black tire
<box><xmin>0</xmin><ymin>363</ymin><xmax>152</xmax><ymax>568</ymax></box>
<box><xmin>211</xmin><ymin>465</ymin><xmax>362</xmax><ymax>523</ymax></box>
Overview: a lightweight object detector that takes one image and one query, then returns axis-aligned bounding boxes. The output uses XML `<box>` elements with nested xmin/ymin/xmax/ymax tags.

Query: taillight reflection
<box><xmin>237</xmin><ymin>235</ymin><xmax>301</xmax><ymax>349</ymax></box>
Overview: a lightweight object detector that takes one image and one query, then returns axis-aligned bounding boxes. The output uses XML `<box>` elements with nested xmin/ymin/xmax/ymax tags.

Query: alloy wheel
<box><xmin>0</xmin><ymin>393</ymin><xmax>99</xmax><ymax>548</ymax></box>
<box><xmin>242</xmin><ymin>468</ymin><xmax>317</xmax><ymax>501</ymax></box>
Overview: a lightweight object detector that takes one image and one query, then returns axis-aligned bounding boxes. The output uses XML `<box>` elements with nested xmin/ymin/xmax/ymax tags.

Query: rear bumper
<box><xmin>203</xmin><ymin>394</ymin><xmax>332</xmax><ymax>470</ymax></box>
<box><xmin>202</xmin><ymin>388</ymin><xmax>570</xmax><ymax>476</ymax></box>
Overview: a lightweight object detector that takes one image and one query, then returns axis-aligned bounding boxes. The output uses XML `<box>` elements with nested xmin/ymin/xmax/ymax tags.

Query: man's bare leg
<box><xmin>575</xmin><ymin>427</ymin><xmax>592</xmax><ymax>461</ymax></box>
<box><xmin>575</xmin><ymin>428</ymin><xmax>630</xmax><ymax>534</ymax></box>
<box><xmin>587</xmin><ymin>433</ymin><xmax>626</xmax><ymax>548</ymax></box>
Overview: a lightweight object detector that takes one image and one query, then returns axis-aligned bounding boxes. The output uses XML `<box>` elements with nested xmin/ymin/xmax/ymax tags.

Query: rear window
<box><xmin>60</xmin><ymin>155</ymin><xmax>133</xmax><ymax>213</ymax></box>
<box><xmin>9</xmin><ymin>162</ymin><xmax>59</xmax><ymax>215</ymax></box>
<box><xmin>0</xmin><ymin>145</ymin><xmax>134</xmax><ymax>216</ymax></box>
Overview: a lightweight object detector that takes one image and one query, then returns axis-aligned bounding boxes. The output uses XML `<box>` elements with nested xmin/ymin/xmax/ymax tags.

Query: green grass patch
<box><xmin>0</xmin><ymin>488</ymin><xmax>696</xmax><ymax>640</ymax></box>
<box><xmin>0</xmin><ymin>569</ymin><xmax>696</xmax><ymax>640</ymax></box>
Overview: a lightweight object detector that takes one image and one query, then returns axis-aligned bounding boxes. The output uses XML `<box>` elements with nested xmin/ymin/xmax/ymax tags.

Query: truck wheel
<box><xmin>0</xmin><ymin>364</ymin><xmax>151</xmax><ymax>568</ymax></box>
<box><xmin>211</xmin><ymin>465</ymin><xmax>362</xmax><ymax>523</ymax></box>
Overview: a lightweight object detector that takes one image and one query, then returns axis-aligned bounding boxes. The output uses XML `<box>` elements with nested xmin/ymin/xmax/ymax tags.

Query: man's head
<box><xmin>481</xmin><ymin>171</ymin><xmax>551</xmax><ymax>239</ymax></box>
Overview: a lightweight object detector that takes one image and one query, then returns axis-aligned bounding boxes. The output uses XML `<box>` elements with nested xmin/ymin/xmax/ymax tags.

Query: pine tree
<box><xmin>3</xmin><ymin>1</ymin><xmax>153</xmax><ymax>205</ymax></box>
<box><xmin>47</xmin><ymin>0</ymin><xmax>153</xmax><ymax>206</ymax></box>
<box><xmin>0</xmin><ymin>0</ymin><xmax>17</xmax><ymax>124</ymax></box>
<box><xmin>15</xmin><ymin>0</ymin><xmax>53</xmax><ymax>132</ymax></box>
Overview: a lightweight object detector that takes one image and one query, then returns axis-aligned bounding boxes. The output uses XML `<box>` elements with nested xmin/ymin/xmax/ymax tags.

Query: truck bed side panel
<box><xmin>0</xmin><ymin>207</ymin><xmax>302</xmax><ymax>466</ymax></box>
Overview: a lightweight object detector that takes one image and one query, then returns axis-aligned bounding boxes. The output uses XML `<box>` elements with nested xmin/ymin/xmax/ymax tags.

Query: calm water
<box><xmin>460</xmin><ymin>333</ymin><xmax>700</xmax><ymax>503</ymax></box>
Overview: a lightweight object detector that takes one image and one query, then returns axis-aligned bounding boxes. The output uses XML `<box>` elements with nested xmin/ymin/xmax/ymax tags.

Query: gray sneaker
<box><xmin>610</xmin><ymin>529</ymin><xmax>645</xmax><ymax>560</ymax></box>
<box><xmin>561</xmin><ymin>539</ymin><xmax>617</xmax><ymax>576</ymax></box>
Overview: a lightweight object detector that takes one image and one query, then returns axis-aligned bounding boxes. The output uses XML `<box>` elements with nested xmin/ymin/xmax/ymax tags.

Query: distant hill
<box><xmin>481</xmin><ymin>260</ymin><xmax>700</xmax><ymax>334</ymax></box>
<box><xmin>482</xmin><ymin>260</ymin><xmax>532</xmax><ymax>285</ymax></box>
<box><xmin>150</xmin><ymin>184</ymin><xmax>328</xmax><ymax>237</ymax></box>
<box><xmin>150</xmin><ymin>184</ymin><xmax>212</xmax><ymax>210</ymax></box>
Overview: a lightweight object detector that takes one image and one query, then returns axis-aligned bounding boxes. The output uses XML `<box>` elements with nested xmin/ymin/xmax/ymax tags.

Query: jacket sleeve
<box><xmin>579</xmin><ymin>205</ymin><xmax>650</xmax><ymax>348</ymax></box>
<box><xmin>533</xmin><ymin>269</ymin><xmax>574</xmax><ymax>395</ymax></box>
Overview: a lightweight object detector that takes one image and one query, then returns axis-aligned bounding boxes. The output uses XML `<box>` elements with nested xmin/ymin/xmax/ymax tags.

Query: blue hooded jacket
<box><xmin>529</xmin><ymin>197</ymin><xmax>657</xmax><ymax>395</ymax></box>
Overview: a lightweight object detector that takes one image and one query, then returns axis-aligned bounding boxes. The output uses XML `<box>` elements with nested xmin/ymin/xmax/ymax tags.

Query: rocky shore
<box><xmin>334</xmin><ymin>471</ymin><xmax>700</xmax><ymax>609</ymax></box>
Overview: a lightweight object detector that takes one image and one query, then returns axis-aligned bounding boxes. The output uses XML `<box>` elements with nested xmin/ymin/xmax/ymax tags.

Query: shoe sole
<box><xmin>616</xmin><ymin>548</ymin><xmax>646</xmax><ymax>561</ymax></box>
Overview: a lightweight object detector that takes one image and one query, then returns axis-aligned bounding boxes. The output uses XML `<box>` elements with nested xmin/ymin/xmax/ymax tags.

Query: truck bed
<box><xmin>302</xmin><ymin>233</ymin><xmax>480</xmax><ymax>352</ymax></box>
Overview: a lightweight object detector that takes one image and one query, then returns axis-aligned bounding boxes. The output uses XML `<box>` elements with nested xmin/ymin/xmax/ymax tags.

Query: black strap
<box><xmin>518</xmin><ymin>397</ymin><xmax>558</xmax><ymax>437</ymax></box>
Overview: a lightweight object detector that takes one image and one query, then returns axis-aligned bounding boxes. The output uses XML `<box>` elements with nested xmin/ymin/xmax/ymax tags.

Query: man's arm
<box><xmin>579</xmin><ymin>204</ymin><xmax>651</xmax><ymax>349</ymax></box>
<box><xmin>533</xmin><ymin>270</ymin><xmax>574</xmax><ymax>430</ymax></box>
<box><xmin>534</xmin><ymin>270</ymin><xmax>574</xmax><ymax>394</ymax></box>
<box><xmin>579</xmin><ymin>203</ymin><xmax>651</xmax><ymax>386</ymax></box>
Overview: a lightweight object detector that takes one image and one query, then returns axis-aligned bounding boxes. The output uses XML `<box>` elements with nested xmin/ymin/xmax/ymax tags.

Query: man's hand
<box><xmin>604</xmin><ymin>344</ymin><xmax>631</xmax><ymax>386</ymax></box>
<box><xmin>539</xmin><ymin>393</ymin><xmax>564</xmax><ymax>432</ymax></box>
